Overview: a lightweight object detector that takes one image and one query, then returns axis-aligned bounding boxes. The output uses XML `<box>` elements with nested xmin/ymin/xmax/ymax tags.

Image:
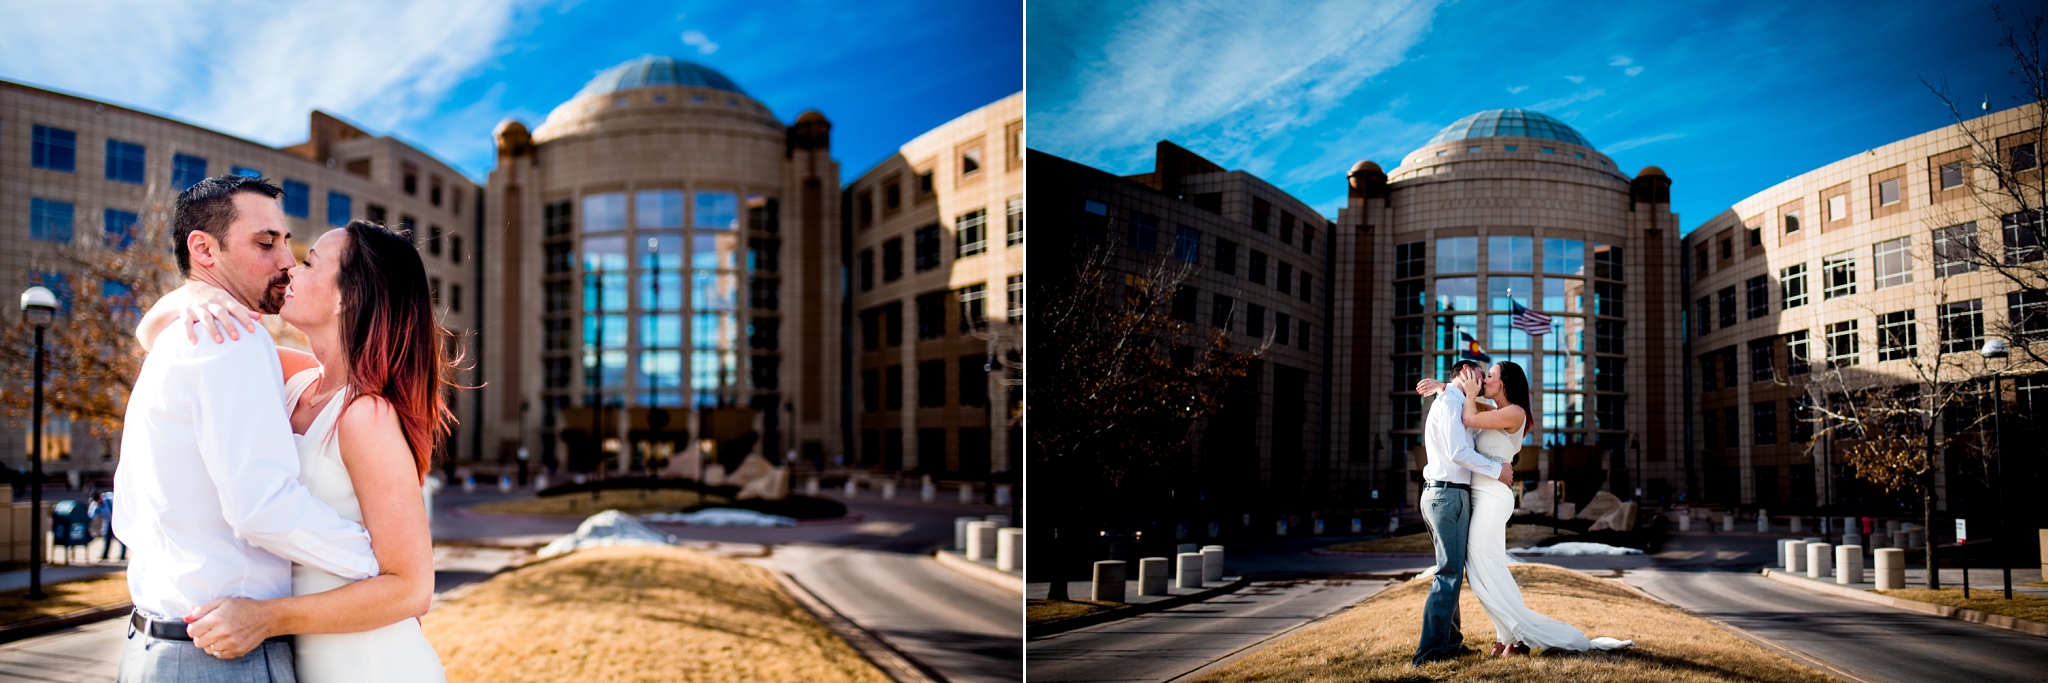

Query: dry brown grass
<box><xmin>467</xmin><ymin>489</ymin><xmax>711</xmax><ymax>517</ymax></box>
<box><xmin>1878</xmin><ymin>588</ymin><xmax>2048</xmax><ymax>624</ymax></box>
<box><xmin>421</xmin><ymin>545</ymin><xmax>887</xmax><ymax>683</ymax></box>
<box><xmin>1326</xmin><ymin>525</ymin><xmax>1572</xmax><ymax>554</ymax></box>
<box><xmin>1027</xmin><ymin>599</ymin><xmax>1121</xmax><ymax>625</ymax></box>
<box><xmin>1191</xmin><ymin>564</ymin><xmax>1836</xmax><ymax>683</ymax></box>
<box><xmin>0</xmin><ymin>571</ymin><xmax>128</xmax><ymax>625</ymax></box>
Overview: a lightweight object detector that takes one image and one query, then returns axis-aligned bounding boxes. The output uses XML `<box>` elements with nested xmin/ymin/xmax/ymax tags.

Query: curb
<box><xmin>0</xmin><ymin>602</ymin><xmax>132</xmax><ymax>645</ymax></box>
<box><xmin>768</xmin><ymin>570</ymin><xmax>941</xmax><ymax>683</ymax></box>
<box><xmin>1027</xmin><ymin>576</ymin><xmax>1251</xmax><ymax>639</ymax></box>
<box><xmin>933</xmin><ymin>550</ymin><xmax>1021</xmax><ymax>595</ymax></box>
<box><xmin>1164</xmin><ymin>578</ymin><xmax>1402</xmax><ymax>682</ymax></box>
<box><xmin>1308</xmin><ymin>548</ymin><xmax>1435</xmax><ymax>558</ymax></box>
<box><xmin>1614</xmin><ymin>573</ymin><xmax>1874</xmax><ymax>683</ymax></box>
<box><xmin>1760</xmin><ymin>568</ymin><xmax>2048</xmax><ymax>639</ymax></box>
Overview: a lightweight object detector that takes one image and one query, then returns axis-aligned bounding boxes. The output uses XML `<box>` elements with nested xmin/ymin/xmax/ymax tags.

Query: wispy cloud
<box><xmin>1609</xmin><ymin>56</ymin><xmax>1633</xmax><ymax>67</ymax></box>
<box><xmin>1625</xmin><ymin>65</ymin><xmax>1644</xmax><ymax>76</ymax></box>
<box><xmin>0</xmin><ymin>0</ymin><xmax>543</xmax><ymax>176</ymax></box>
<box><xmin>1604</xmin><ymin>132</ymin><xmax>1686</xmax><ymax>153</ymax></box>
<box><xmin>1564</xmin><ymin>74</ymin><xmax>1586</xmax><ymax>84</ymax></box>
<box><xmin>1529</xmin><ymin>88</ymin><xmax>1605</xmax><ymax>111</ymax></box>
<box><xmin>681</xmin><ymin>30</ymin><xmax>720</xmax><ymax>55</ymax></box>
<box><xmin>1032</xmin><ymin>0</ymin><xmax>1442</xmax><ymax>174</ymax></box>
<box><xmin>1506</xmin><ymin>85</ymin><xmax>1528</xmax><ymax>94</ymax></box>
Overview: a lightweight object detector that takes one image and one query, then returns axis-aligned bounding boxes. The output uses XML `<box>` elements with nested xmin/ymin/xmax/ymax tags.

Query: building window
<box><xmin>1303</xmin><ymin>223</ymin><xmax>1315</xmax><ymax>254</ymax></box>
<box><xmin>914</xmin><ymin>225</ymin><xmax>941</xmax><ymax>271</ymax></box>
<box><xmin>233</xmin><ymin>166</ymin><xmax>261</xmax><ymax>178</ymax></box>
<box><xmin>1753</xmin><ymin>403</ymin><xmax>1777</xmax><ymax>446</ymax></box>
<box><xmin>1939</xmin><ymin>161</ymin><xmax>1964</xmax><ymax>190</ymax></box>
<box><xmin>884</xmin><ymin>303</ymin><xmax>902</xmax><ymax>346</ymax></box>
<box><xmin>1873</xmin><ymin>237</ymin><xmax>1913</xmax><ymax>289</ymax></box>
<box><xmin>1395</xmin><ymin>281</ymin><xmax>1425</xmax><ymax>317</ymax></box>
<box><xmin>279</xmin><ymin>180</ymin><xmax>310</xmax><ymax>218</ymax></box>
<box><xmin>1594</xmin><ymin>357</ymin><xmax>1625</xmax><ymax>392</ymax></box>
<box><xmin>1596</xmin><ymin>319</ymin><xmax>1624</xmax><ymax>354</ymax></box>
<box><xmin>2012</xmin><ymin>141</ymin><xmax>2040</xmax><ymax>172</ymax></box>
<box><xmin>883</xmin><ymin>238</ymin><xmax>904</xmax><ymax>281</ymax></box>
<box><xmin>452</xmin><ymin>234</ymin><xmax>464</xmax><ymax>265</ymax></box>
<box><xmin>1785</xmin><ymin>330</ymin><xmax>1810</xmax><ymax>375</ymax></box>
<box><xmin>1594</xmin><ymin>282</ymin><xmax>1624</xmax><ymax>317</ymax></box>
<box><xmin>861</xmin><ymin>369</ymin><xmax>880</xmax><ymax>412</ymax></box>
<box><xmin>1245</xmin><ymin>304</ymin><xmax>1265</xmax><ymax>338</ymax></box>
<box><xmin>1783</xmin><ymin>210</ymin><xmax>1801</xmax><ymax>234</ymax></box>
<box><xmin>1280</xmin><ymin>211</ymin><xmax>1296</xmax><ymax>244</ymax></box>
<box><xmin>918</xmin><ymin>170</ymin><xmax>935</xmax><ymax>197</ymax></box>
<box><xmin>29</xmin><ymin>198</ymin><xmax>74</xmax><ymax>243</ymax></box>
<box><xmin>2009</xmin><ymin>290</ymin><xmax>2048</xmax><ymax>341</ymax></box>
<box><xmin>104</xmin><ymin>209</ymin><xmax>137</xmax><ymax>250</ymax></box>
<box><xmin>858</xmin><ymin>250</ymin><xmax>874</xmax><ymax>292</ymax></box>
<box><xmin>1777</xmin><ymin>264</ymin><xmax>1807</xmax><ymax>309</ymax></box>
<box><xmin>958</xmin><ymin>283</ymin><xmax>987</xmax><ymax>332</ymax></box>
<box><xmin>1694</xmin><ymin>297</ymin><xmax>1711</xmax><ymax>337</ymax></box>
<box><xmin>886</xmin><ymin>365</ymin><xmax>903</xmax><ymax>410</ymax></box>
<box><xmin>956</xmin><ymin>209</ymin><xmax>988</xmax><ymax>257</ymax></box>
<box><xmin>1437</xmin><ymin>237</ymin><xmax>1478</xmax><ymax>273</ymax></box>
<box><xmin>104</xmin><ymin>139</ymin><xmax>146</xmax><ymax>184</ymax></box>
<box><xmin>1393</xmin><ymin>355</ymin><xmax>1420</xmax><ymax>391</ymax></box>
<box><xmin>2004</xmin><ymin>210</ymin><xmax>2044</xmax><ymax>264</ymax></box>
<box><xmin>1393</xmin><ymin>395</ymin><xmax>1422</xmax><ymax>431</ymax></box>
<box><xmin>1216</xmin><ymin>239</ymin><xmax>1237</xmax><ymax>276</ymax></box>
<box><xmin>959</xmin><ymin>356</ymin><xmax>989</xmax><ymax>407</ymax></box>
<box><xmin>1750</xmin><ymin>339</ymin><xmax>1774</xmax><ymax>383</ymax></box>
<box><xmin>1127</xmin><ymin>212</ymin><xmax>1158</xmax><ymax>253</ymax></box>
<box><xmin>1249</xmin><ymin>250</ymin><xmax>1268</xmax><ymax>285</ymax></box>
<box><xmin>1934</xmin><ymin>222</ymin><xmax>1978</xmax><ymax>277</ymax></box>
<box><xmin>1719</xmin><ymin>235</ymin><xmax>1733</xmax><ymax>260</ymax></box>
<box><xmin>172</xmin><ymin>153</ymin><xmax>207</xmax><ymax>190</ymax></box>
<box><xmin>1592</xmin><ymin>244</ymin><xmax>1623</xmax><ymax>281</ymax></box>
<box><xmin>886</xmin><ymin>182</ymin><xmax>902</xmax><ymax>211</ymax></box>
<box><xmin>451</xmin><ymin>284</ymin><xmax>463</xmax><ymax>313</ymax></box>
<box><xmin>1008</xmin><ymin>275</ymin><xmax>1025</xmax><ymax>325</ymax></box>
<box><xmin>1006</xmin><ymin>196</ymin><xmax>1024</xmax><ymax>246</ymax></box>
<box><xmin>1174</xmin><ymin>226</ymin><xmax>1201</xmax><ymax>264</ymax></box>
<box><xmin>32</xmin><ymin>126</ymin><xmax>77</xmax><ymax>173</ymax></box>
<box><xmin>1826</xmin><ymin>320</ymin><xmax>1860</xmax><ymax>367</ymax></box>
<box><xmin>428</xmin><ymin>225</ymin><xmax>444</xmax><ymax>256</ymax></box>
<box><xmin>917</xmin><ymin>291</ymin><xmax>947</xmax><ymax>340</ymax></box>
<box><xmin>1745</xmin><ymin>276</ymin><xmax>1768</xmax><ymax>319</ymax></box>
<box><xmin>1595</xmin><ymin>396</ymin><xmax>1626</xmax><ymax>430</ymax></box>
<box><xmin>1694</xmin><ymin>244</ymin><xmax>1708</xmax><ymax>275</ymax></box>
<box><xmin>1251</xmin><ymin>197</ymin><xmax>1271</xmax><ymax>232</ymax></box>
<box><xmin>1747</xmin><ymin>225</ymin><xmax>1762</xmax><ymax>248</ymax></box>
<box><xmin>1939</xmin><ymin>299</ymin><xmax>1982</xmax><ymax>355</ymax></box>
<box><xmin>1395</xmin><ymin>318</ymin><xmax>1423</xmax><ymax>353</ymax></box>
<box><xmin>858</xmin><ymin>193</ymin><xmax>874</xmax><ymax>227</ymax></box>
<box><xmin>1717</xmin><ymin>286</ymin><xmax>1737</xmax><ymax>329</ymax></box>
<box><xmin>1722</xmin><ymin>347</ymin><xmax>1738</xmax><ymax>388</ymax></box>
<box><xmin>1490</xmin><ymin>235</ymin><xmax>1534</xmax><ymax>272</ymax></box>
<box><xmin>1277</xmin><ymin>262</ymin><xmax>1293</xmax><ymax>295</ymax></box>
<box><xmin>1828</xmin><ymin>194</ymin><xmax>1846</xmax><ymax>221</ymax></box>
<box><xmin>327</xmin><ymin>192</ymin><xmax>351</xmax><ymax>227</ymax></box>
<box><xmin>1822</xmin><ymin>252</ymin><xmax>1857</xmax><ymax>299</ymax></box>
<box><xmin>919</xmin><ymin>360</ymin><xmax>945</xmax><ymax>408</ymax></box>
<box><xmin>1878</xmin><ymin>178</ymin><xmax>1901</xmax><ymax>206</ymax></box>
<box><xmin>961</xmin><ymin>147</ymin><xmax>983</xmax><ymax>177</ymax></box>
<box><xmin>1877</xmin><ymin>310</ymin><xmax>1917</xmax><ymax>361</ymax></box>
<box><xmin>1396</xmin><ymin>241</ymin><xmax>1426</xmax><ymax>278</ymax></box>
<box><xmin>1212</xmin><ymin>295</ymin><xmax>1235</xmax><ymax>329</ymax></box>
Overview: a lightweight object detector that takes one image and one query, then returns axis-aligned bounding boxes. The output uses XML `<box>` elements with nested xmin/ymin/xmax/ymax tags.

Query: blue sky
<box><xmin>1029</xmin><ymin>0</ymin><xmax>2021</xmax><ymax>234</ymax></box>
<box><xmin>0</xmin><ymin>0</ymin><xmax>1021</xmax><ymax>185</ymax></box>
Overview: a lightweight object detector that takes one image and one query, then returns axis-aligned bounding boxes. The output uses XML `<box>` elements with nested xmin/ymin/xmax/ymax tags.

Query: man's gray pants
<box><xmin>117</xmin><ymin>624</ymin><xmax>296</xmax><ymax>683</ymax></box>
<box><xmin>1412</xmin><ymin>484</ymin><xmax>1470</xmax><ymax>665</ymax></box>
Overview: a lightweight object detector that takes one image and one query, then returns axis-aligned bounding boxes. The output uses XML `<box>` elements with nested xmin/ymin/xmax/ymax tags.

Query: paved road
<box><xmin>778</xmin><ymin>545</ymin><xmax>1021</xmax><ymax>683</ymax></box>
<box><xmin>0</xmin><ymin>618</ymin><xmax>125</xmax><ymax>682</ymax></box>
<box><xmin>1026</xmin><ymin>578</ymin><xmax>1389</xmax><ymax>683</ymax></box>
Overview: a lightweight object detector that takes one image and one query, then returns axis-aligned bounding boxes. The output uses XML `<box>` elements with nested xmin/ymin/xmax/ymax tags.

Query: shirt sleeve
<box><xmin>185</xmin><ymin>332</ymin><xmax>381</xmax><ymax>580</ymax></box>
<box><xmin>1438</xmin><ymin>385</ymin><xmax>1502</xmax><ymax>479</ymax></box>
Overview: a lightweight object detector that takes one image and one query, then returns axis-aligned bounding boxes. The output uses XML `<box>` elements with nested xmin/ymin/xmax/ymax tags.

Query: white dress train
<box><xmin>1467</xmin><ymin>414</ymin><xmax>1633</xmax><ymax>652</ymax></box>
<box><xmin>285</xmin><ymin>370</ymin><xmax>447</xmax><ymax>682</ymax></box>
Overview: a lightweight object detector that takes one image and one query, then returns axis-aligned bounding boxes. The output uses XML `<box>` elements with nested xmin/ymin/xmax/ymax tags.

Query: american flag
<box><xmin>1511</xmin><ymin>300</ymin><xmax>1553</xmax><ymax>336</ymax></box>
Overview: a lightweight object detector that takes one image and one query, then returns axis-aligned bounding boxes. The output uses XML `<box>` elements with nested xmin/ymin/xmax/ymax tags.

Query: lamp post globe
<box><xmin>18</xmin><ymin>285</ymin><xmax>56</xmax><ymax>600</ymax></box>
<box><xmin>1981</xmin><ymin>338</ymin><xmax>2010</xmax><ymax>359</ymax></box>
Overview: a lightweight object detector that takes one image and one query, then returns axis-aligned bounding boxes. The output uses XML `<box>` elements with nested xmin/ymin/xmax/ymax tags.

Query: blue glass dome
<box><xmin>572</xmin><ymin>56</ymin><xmax>744</xmax><ymax>100</ymax></box>
<box><xmin>1427</xmin><ymin>109</ymin><xmax>1591</xmax><ymax>148</ymax></box>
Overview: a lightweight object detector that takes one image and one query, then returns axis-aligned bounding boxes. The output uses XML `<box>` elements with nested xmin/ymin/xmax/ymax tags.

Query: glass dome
<box><xmin>572</xmin><ymin>56</ymin><xmax>745</xmax><ymax>100</ymax></box>
<box><xmin>1427</xmin><ymin>109</ymin><xmax>1591</xmax><ymax>148</ymax></box>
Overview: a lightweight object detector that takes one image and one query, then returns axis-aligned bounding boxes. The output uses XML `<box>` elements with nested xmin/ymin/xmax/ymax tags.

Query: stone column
<box><xmin>1807</xmin><ymin>542</ymin><xmax>1832</xmax><ymax>579</ymax></box>
<box><xmin>1786</xmin><ymin>540</ymin><xmax>1808</xmax><ymax>573</ymax></box>
<box><xmin>1836</xmin><ymin>544</ymin><xmax>1863</xmax><ymax>584</ymax></box>
<box><xmin>959</xmin><ymin>483</ymin><xmax>972</xmax><ymax>504</ymax></box>
<box><xmin>1137</xmin><ymin>557</ymin><xmax>1169</xmax><ymax>596</ymax></box>
<box><xmin>1874</xmin><ymin>548</ymin><xmax>1906</xmax><ymax>590</ymax></box>
<box><xmin>1176</xmin><ymin>552</ymin><xmax>1203</xmax><ymax>589</ymax></box>
<box><xmin>1092</xmin><ymin>560</ymin><xmax>1127</xmax><ymax>602</ymax></box>
<box><xmin>882</xmin><ymin>480</ymin><xmax>897</xmax><ymax>500</ymax></box>
<box><xmin>997</xmin><ymin>528</ymin><xmax>1024</xmax><ymax>572</ymax></box>
<box><xmin>1201</xmin><ymin>545</ymin><xmax>1224</xmax><ymax>583</ymax></box>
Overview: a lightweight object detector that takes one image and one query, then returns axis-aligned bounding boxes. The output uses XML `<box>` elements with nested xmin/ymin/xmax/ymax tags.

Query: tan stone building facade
<box><xmin>0</xmin><ymin>79</ymin><xmax>478</xmax><ymax>473</ymax></box>
<box><xmin>481</xmin><ymin>57</ymin><xmax>841</xmax><ymax>476</ymax></box>
<box><xmin>846</xmin><ymin>93</ymin><xmax>1022</xmax><ymax>478</ymax></box>
<box><xmin>1683</xmin><ymin>104</ymin><xmax>2046</xmax><ymax>514</ymax></box>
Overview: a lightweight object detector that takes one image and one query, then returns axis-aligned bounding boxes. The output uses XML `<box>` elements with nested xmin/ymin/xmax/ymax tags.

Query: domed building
<box><xmin>482</xmin><ymin>56</ymin><xmax>841</xmax><ymax>476</ymax></box>
<box><xmin>1332</xmin><ymin>109</ymin><xmax>1686</xmax><ymax>506</ymax></box>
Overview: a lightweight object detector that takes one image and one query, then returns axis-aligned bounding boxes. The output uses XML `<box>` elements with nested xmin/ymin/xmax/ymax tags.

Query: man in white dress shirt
<box><xmin>1411</xmin><ymin>359</ymin><xmax>1501</xmax><ymax>665</ymax></box>
<box><xmin>114</xmin><ymin>175</ymin><xmax>380</xmax><ymax>683</ymax></box>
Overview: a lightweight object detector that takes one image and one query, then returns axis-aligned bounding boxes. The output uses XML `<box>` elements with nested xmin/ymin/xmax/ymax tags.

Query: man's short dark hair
<box><xmin>1448</xmin><ymin>359</ymin><xmax>1485</xmax><ymax>380</ymax></box>
<box><xmin>173</xmin><ymin>175</ymin><xmax>283</xmax><ymax>276</ymax></box>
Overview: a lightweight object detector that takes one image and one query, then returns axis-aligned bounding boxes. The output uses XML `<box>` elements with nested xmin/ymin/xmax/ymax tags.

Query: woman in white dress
<box><xmin>138</xmin><ymin>220</ymin><xmax>449</xmax><ymax>681</ymax></box>
<box><xmin>1422</xmin><ymin>362</ymin><xmax>1631</xmax><ymax>656</ymax></box>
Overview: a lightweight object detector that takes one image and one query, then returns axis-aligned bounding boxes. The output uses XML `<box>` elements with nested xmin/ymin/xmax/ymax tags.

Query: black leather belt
<box><xmin>1423</xmin><ymin>481</ymin><xmax>1472</xmax><ymax>490</ymax></box>
<box><xmin>130</xmin><ymin>611</ymin><xmax>290</xmax><ymax>643</ymax></box>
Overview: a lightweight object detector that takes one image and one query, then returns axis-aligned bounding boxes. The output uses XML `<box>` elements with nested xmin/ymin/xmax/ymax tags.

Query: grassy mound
<box><xmin>1026</xmin><ymin>599</ymin><xmax>1122</xmax><ymax>625</ymax></box>
<box><xmin>1326</xmin><ymin>525</ymin><xmax>1572</xmax><ymax>554</ymax></box>
<box><xmin>1878</xmin><ymin>587</ymin><xmax>2048</xmax><ymax>624</ymax></box>
<box><xmin>1190</xmin><ymin>563</ymin><xmax>1833</xmax><ymax>683</ymax></box>
<box><xmin>422</xmin><ymin>545</ymin><xmax>887</xmax><ymax>683</ymax></box>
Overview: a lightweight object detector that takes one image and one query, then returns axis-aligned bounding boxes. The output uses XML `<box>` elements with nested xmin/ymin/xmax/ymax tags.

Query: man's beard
<box><xmin>256</xmin><ymin>273</ymin><xmax>289</xmax><ymax>314</ymax></box>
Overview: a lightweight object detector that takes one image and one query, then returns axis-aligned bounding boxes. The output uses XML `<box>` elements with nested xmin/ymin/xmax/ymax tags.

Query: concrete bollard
<box><xmin>1137</xmin><ymin>557</ymin><xmax>1169</xmax><ymax>596</ymax></box>
<box><xmin>1870</xmin><ymin>532</ymin><xmax>1890</xmax><ymax>549</ymax></box>
<box><xmin>1314</xmin><ymin>519</ymin><xmax>1325</xmax><ymax>535</ymax></box>
<box><xmin>1176</xmin><ymin>552</ymin><xmax>1203</xmax><ymax>589</ymax></box>
<box><xmin>532</xmin><ymin>472</ymin><xmax>549</xmax><ymax>492</ymax></box>
<box><xmin>1836</xmin><ymin>545</ymin><xmax>1864</xmax><ymax>584</ymax></box>
<box><xmin>805</xmin><ymin>477</ymin><xmax>821</xmax><ymax>496</ymax></box>
<box><xmin>967</xmin><ymin>521</ymin><xmax>999</xmax><ymax>561</ymax></box>
<box><xmin>1886</xmin><ymin>520</ymin><xmax>1902</xmax><ymax>537</ymax></box>
<box><xmin>997</xmin><ymin>528</ymin><xmax>1024</xmax><ymax>572</ymax></box>
<box><xmin>1786</xmin><ymin>541</ymin><xmax>1808</xmax><ymax>573</ymax></box>
<box><xmin>1843</xmin><ymin>532</ymin><xmax>1863</xmax><ymax>548</ymax></box>
<box><xmin>1778</xmin><ymin>539</ymin><xmax>1797</xmax><ymax>569</ymax></box>
<box><xmin>1875</xmin><ymin>548</ymin><xmax>1906</xmax><ymax>590</ymax></box>
<box><xmin>882</xmin><ymin>481</ymin><xmax>897</xmax><ymax>500</ymax></box>
<box><xmin>986</xmin><ymin>514</ymin><xmax>1012</xmax><ymax>528</ymax></box>
<box><xmin>462</xmin><ymin>475</ymin><xmax>476</xmax><ymax>494</ymax></box>
<box><xmin>1176</xmin><ymin>523</ymin><xmax>1188</xmax><ymax>540</ymax></box>
<box><xmin>921</xmin><ymin>479</ymin><xmax>936</xmax><ymax>502</ymax></box>
<box><xmin>1679</xmin><ymin>511</ymin><xmax>1691</xmax><ymax>531</ymax></box>
<box><xmin>994</xmin><ymin>484</ymin><xmax>1012</xmax><ymax>507</ymax></box>
<box><xmin>1906</xmin><ymin>528</ymin><xmax>1925</xmax><ymax>549</ymax></box>
<box><xmin>1723</xmin><ymin>512</ymin><xmax>1735</xmax><ymax>532</ymax></box>
<box><xmin>1351</xmin><ymin>518</ymin><xmax>1363</xmax><ymax>534</ymax></box>
<box><xmin>499</xmin><ymin>476</ymin><xmax>513</xmax><ymax>493</ymax></box>
<box><xmin>1201</xmin><ymin>545</ymin><xmax>1224</xmax><ymax>583</ymax></box>
<box><xmin>1208</xmin><ymin>522</ymin><xmax>1221</xmax><ymax>539</ymax></box>
<box><xmin>955</xmin><ymin>516</ymin><xmax>982</xmax><ymax>552</ymax></box>
<box><xmin>1275</xmin><ymin>519</ymin><xmax>1288</xmax><ymax>536</ymax></box>
<box><xmin>1807</xmin><ymin>542</ymin><xmax>1832</xmax><ymax>579</ymax></box>
<box><xmin>1093</xmin><ymin>561</ymin><xmax>1127</xmax><ymax>602</ymax></box>
<box><xmin>959</xmin><ymin>483</ymin><xmax>973</xmax><ymax>504</ymax></box>
<box><xmin>1758</xmin><ymin>514</ymin><xmax>1770</xmax><ymax>533</ymax></box>
<box><xmin>1388</xmin><ymin>517</ymin><xmax>1400</xmax><ymax>534</ymax></box>
<box><xmin>1176</xmin><ymin>543</ymin><xmax>1198</xmax><ymax>555</ymax></box>
<box><xmin>844</xmin><ymin>478</ymin><xmax>858</xmax><ymax>498</ymax></box>
<box><xmin>1790</xmin><ymin>516</ymin><xmax>1802</xmax><ymax>534</ymax></box>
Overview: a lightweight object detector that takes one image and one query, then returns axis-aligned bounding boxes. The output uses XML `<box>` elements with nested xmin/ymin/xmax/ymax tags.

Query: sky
<box><xmin>1028</xmin><ymin>0</ymin><xmax>2025</xmax><ymax>234</ymax></box>
<box><xmin>0</xmin><ymin>0</ymin><xmax>1022</xmax><ymax>185</ymax></box>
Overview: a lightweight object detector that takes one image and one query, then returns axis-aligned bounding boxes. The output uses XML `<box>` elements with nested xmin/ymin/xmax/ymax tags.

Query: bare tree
<box><xmin>1032</xmin><ymin>243</ymin><xmax>1263</xmax><ymax>601</ymax></box>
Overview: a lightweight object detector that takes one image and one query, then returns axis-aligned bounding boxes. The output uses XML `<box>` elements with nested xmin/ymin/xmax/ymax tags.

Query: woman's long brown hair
<box><xmin>335</xmin><ymin>220</ymin><xmax>455</xmax><ymax>481</ymax></box>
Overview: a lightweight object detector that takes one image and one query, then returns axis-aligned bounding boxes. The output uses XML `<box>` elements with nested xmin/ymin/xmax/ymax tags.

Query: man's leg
<box><xmin>1412</xmin><ymin>486</ymin><xmax>1472</xmax><ymax>665</ymax></box>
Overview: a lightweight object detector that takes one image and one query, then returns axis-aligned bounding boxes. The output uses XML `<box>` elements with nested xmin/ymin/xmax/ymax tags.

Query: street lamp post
<box><xmin>1631</xmin><ymin>435</ymin><xmax>1642</xmax><ymax>502</ymax></box>
<box><xmin>20</xmin><ymin>286</ymin><xmax>57</xmax><ymax>601</ymax></box>
<box><xmin>1980</xmin><ymin>339</ymin><xmax>2014</xmax><ymax>599</ymax></box>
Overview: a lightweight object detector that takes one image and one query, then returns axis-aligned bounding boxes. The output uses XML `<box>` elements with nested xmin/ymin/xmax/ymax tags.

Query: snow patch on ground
<box><xmin>1508</xmin><ymin>542</ymin><xmax>1643</xmax><ymax>556</ymax></box>
<box><xmin>537</xmin><ymin>510</ymin><xmax>678</xmax><ymax>557</ymax></box>
<box><xmin>642</xmin><ymin>508</ymin><xmax>797</xmax><ymax>527</ymax></box>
